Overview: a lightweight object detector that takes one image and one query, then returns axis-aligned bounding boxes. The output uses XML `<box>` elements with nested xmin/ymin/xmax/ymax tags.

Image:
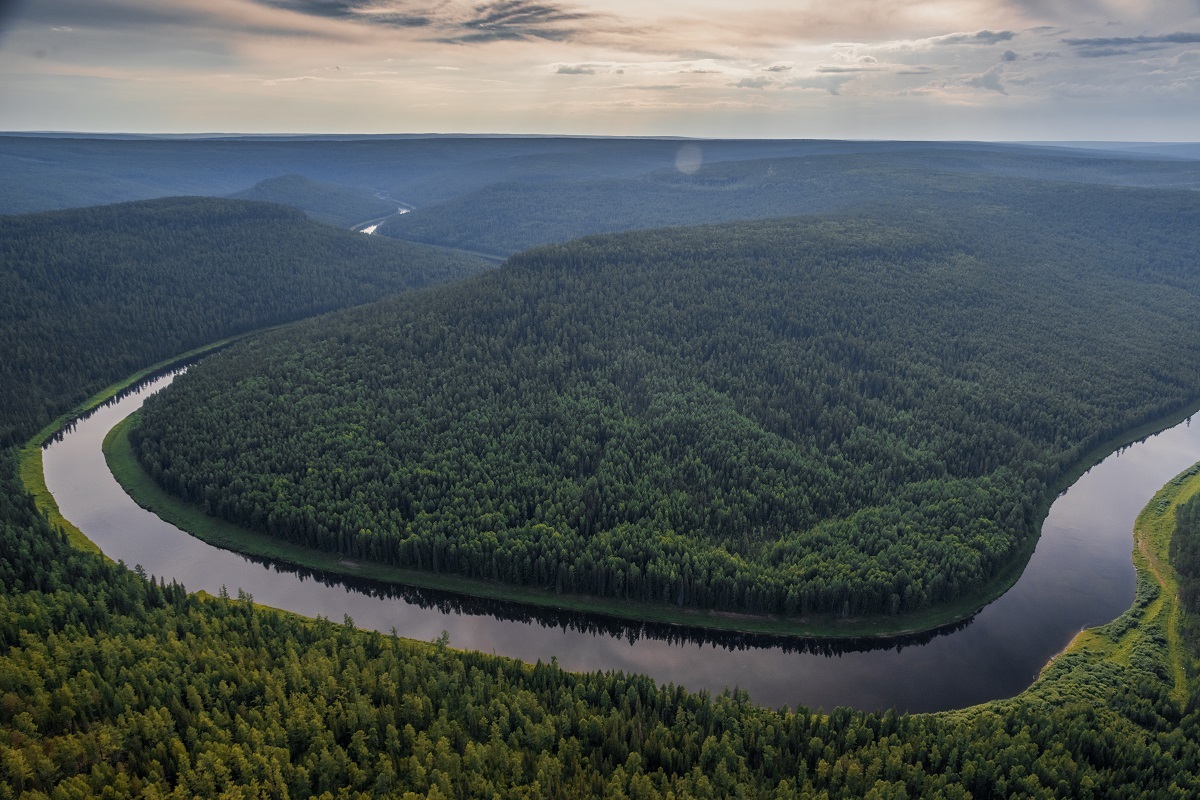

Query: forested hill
<box><xmin>132</xmin><ymin>182</ymin><xmax>1200</xmax><ymax>620</ymax></box>
<box><xmin>376</xmin><ymin>153</ymin><xmax>1200</xmax><ymax>255</ymax></box>
<box><xmin>231</xmin><ymin>174</ymin><xmax>398</xmax><ymax>228</ymax></box>
<box><xmin>6</xmin><ymin>133</ymin><xmax>1200</xmax><ymax>220</ymax></box>
<box><xmin>2</xmin><ymin>161</ymin><xmax>1200</xmax><ymax>799</ymax></box>
<box><xmin>0</xmin><ymin>197</ymin><xmax>490</xmax><ymax>446</ymax></box>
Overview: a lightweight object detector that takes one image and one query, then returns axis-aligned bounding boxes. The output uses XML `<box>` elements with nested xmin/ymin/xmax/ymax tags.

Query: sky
<box><xmin>1</xmin><ymin>0</ymin><xmax>1199</xmax><ymax>139</ymax></box>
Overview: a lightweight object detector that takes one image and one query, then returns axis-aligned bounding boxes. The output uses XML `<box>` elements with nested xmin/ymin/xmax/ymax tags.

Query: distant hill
<box><xmin>0</xmin><ymin>197</ymin><xmax>490</xmax><ymax>445</ymax></box>
<box><xmin>231</xmin><ymin>174</ymin><xmax>399</xmax><ymax>228</ymax></box>
<box><xmin>132</xmin><ymin>182</ymin><xmax>1200</xmax><ymax>619</ymax></box>
<box><xmin>7</xmin><ymin>134</ymin><xmax>1197</xmax><ymax>219</ymax></box>
<box><xmin>378</xmin><ymin>150</ymin><xmax>1200</xmax><ymax>255</ymax></box>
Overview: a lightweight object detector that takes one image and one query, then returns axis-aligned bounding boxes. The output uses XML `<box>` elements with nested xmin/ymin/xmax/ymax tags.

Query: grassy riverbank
<box><xmin>16</xmin><ymin>328</ymin><xmax>281</xmax><ymax>556</ymax></box>
<box><xmin>98</xmin><ymin>397</ymin><xmax>1197</xmax><ymax>639</ymax></box>
<box><xmin>1019</xmin><ymin>458</ymin><xmax>1200</xmax><ymax>713</ymax></box>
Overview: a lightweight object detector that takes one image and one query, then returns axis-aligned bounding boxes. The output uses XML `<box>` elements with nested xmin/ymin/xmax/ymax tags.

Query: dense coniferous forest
<box><xmin>4</xmin><ymin>476</ymin><xmax>1200</xmax><ymax>798</ymax></box>
<box><xmin>0</xmin><ymin>197</ymin><xmax>489</xmax><ymax>447</ymax></box>
<box><xmin>3</xmin><ymin>141</ymin><xmax>1200</xmax><ymax>797</ymax></box>
<box><xmin>131</xmin><ymin>184</ymin><xmax>1200</xmax><ymax>618</ymax></box>
<box><xmin>1173</xmin><ymin>491</ymin><xmax>1200</xmax><ymax>653</ymax></box>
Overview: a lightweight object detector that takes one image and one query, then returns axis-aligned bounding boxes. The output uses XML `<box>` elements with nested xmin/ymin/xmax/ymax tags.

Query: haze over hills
<box><xmin>4</xmin><ymin>134</ymin><xmax>1199</xmax><ymax>222</ymax></box>
<box><xmin>230</xmin><ymin>174</ymin><xmax>399</xmax><ymax>229</ymax></box>
<box><xmin>377</xmin><ymin>150</ymin><xmax>1200</xmax><ymax>255</ymax></box>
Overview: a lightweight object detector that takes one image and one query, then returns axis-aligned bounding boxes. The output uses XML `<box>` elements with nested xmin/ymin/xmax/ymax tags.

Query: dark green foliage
<box><xmin>1172</xmin><ymin>482</ymin><xmax>1200</xmax><ymax>665</ymax></box>
<box><xmin>0</xmin><ymin>197</ymin><xmax>489</xmax><ymax>446</ymax></box>
<box><xmin>3</xmin><ymin>456</ymin><xmax>1200</xmax><ymax>798</ymax></box>
<box><xmin>131</xmin><ymin>186</ymin><xmax>1200</xmax><ymax>617</ymax></box>
<box><xmin>0</xmin><ymin>149</ymin><xmax>1199</xmax><ymax>797</ymax></box>
<box><xmin>231</xmin><ymin>174</ymin><xmax>399</xmax><ymax>228</ymax></box>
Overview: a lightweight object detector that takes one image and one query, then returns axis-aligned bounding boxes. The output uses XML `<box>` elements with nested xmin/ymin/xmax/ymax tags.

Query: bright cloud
<box><xmin>0</xmin><ymin>0</ymin><xmax>1198</xmax><ymax>139</ymax></box>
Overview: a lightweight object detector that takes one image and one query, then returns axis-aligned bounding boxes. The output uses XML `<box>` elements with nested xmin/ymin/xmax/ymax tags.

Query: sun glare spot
<box><xmin>675</xmin><ymin>142</ymin><xmax>702</xmax><ymax>174</ymax></box>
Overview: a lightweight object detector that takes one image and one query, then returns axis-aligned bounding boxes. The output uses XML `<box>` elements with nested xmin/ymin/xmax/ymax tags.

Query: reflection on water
<box><xmin>248</xmin><ymin>549</ymin><xmax>975</xmax><ymax>657</ymax></box>
<box><xmin>42</xmin><ymin>369</ymin><xmax>1200</xmax><ymax>713</ymax></box>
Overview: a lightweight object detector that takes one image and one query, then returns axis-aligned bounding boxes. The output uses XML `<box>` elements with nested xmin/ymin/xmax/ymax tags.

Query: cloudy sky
<box><xmin>1</xmin><ymin>0</ymin><xmax>1198</xmax><ymax>139</ymax></box>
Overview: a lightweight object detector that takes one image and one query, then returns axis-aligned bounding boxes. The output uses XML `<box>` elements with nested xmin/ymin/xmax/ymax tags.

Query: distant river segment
<box><xmin>43</xmin><ymin>373</ymin><xmax>1200</xmax><ymax>712</ymax></box>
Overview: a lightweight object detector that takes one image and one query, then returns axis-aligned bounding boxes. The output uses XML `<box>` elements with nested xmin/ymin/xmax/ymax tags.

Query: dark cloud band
<box><xmin>935</xmin><ymin>30</ymin><xmax>1015</xmax><ymax>46</ymax></box>
<box><xmin>254</xmin><ymin>0</ymin><xmax>594</xmax><ymax>43</ymax></box>
<box><xmin>1062</xmin><ymin>31</ymin><xmax>1200</xmax><ymax>57</ymax></box>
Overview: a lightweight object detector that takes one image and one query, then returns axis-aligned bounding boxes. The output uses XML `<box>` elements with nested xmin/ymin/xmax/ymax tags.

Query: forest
<box><xmin>130</xmin><ymin>183</ymin><xmax>1200</xmax><ymax>619</ymax></box>
<box><xmin>3</xmin><ymin>140</ymin><xmax>1200</xmax><ymax>797</ymax></box>
<box><xmin>0</xmin><ymin>197</ymin><xmax>489</xmax><ymax>447</ymax></box>
<box><xmin>231</xmin><ymin>175</ymin><xmax>400</xmax><ymax>229</ymax></box>
<box><xmin>7</xmin><ymin>134</ymin><xmax>1200</xmax><ymax>222</ymax></box>
<box><xmin>376</xmin><ymin>152</ymin><xmax>1200</xmax><ymax>256</ymax></box>
<box><xmin>3</xmin><ymin>469</ymin><xmax>1200</xmax><ymax>798</ymax></box>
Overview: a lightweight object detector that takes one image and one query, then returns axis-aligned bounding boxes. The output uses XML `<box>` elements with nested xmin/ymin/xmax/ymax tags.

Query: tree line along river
<box><xmin>41</xmin><ymin>370</ymin><xmax>1200</xmax><ymax>712</ymax></box>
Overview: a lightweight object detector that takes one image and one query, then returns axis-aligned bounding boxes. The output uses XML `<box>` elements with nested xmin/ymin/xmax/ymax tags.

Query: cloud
<box><xmin>763</xmin><ymin>63</ymin><xmax>792</xmax><ymax>72</ymax></box>
<box><xmin>440</xmin><ymin>1</ymin><xmax>594</xmax><ymax>44</ymax></box>
<box><xmin>1075</xmin><ymin>47</ymin><xmax>1132</xmax><ymax>58</ymax></box>
<box><xmin>932</xmin><ymin>30</ymin><xmax>1016</xmax><ymax>46</ymax></box>
<box><xmin>780</xmin><ymin>71</ymin><xmax>858</xmax><ymax>95</ymax></box>
<box><xmin>250</xmin><ymin>0</ymin><xmax>597</xmax><ymax>44</ymax></box>
<box><xmin>732</xmin><ymin>76</ymin><xmax>772</xmax><ymax>89</ymax></box>
<box><xmin>1062</xmin><ymin>32</ymin><xmax>1200</xmax><ymax>48</ymax></box>
<box><xmin>816</xmin><ymin>64</ymin><xmax>879</xmax><ymax>73</ymax></box>
<box><xmin>253</xmin><ymin>0</ymin><xmax>433</xmax><ymax>28</ymax></box>
<box><xmin>1002</xmin><ymin>49</ymin><xmax>1018</xmax><ymax>62</ymax></box>
<box><xmin>555</xmin><ymin>63</ymin><xmax>595</xmax><ymax>74</ymax></box>
<box><xmin>966</xmin><ymin>65</ymin><xmax>1007</xmax><ymax>94</ymax></box>
<box><xmin>1062</xmin><ymin>31</ymin><xmax>1200</xmax><ymax>58</ymax></box>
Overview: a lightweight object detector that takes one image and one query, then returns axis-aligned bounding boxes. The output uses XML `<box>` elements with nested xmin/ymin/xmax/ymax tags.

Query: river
<box><xmin>42</xmin><ymin>372</ymin><xmax>1200</xmax><ymax>713</ymax></box>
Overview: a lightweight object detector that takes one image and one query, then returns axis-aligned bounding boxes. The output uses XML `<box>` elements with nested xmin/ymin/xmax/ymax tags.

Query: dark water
<box><xmin>42</xmin><ymin>372</ymin><xmax>1200</xmax><ymax>712</ymax></box>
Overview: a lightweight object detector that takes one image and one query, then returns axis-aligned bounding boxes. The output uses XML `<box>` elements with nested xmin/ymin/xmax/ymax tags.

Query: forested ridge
<box><xmin>378</xmin><ymin>153</ymin><xmax>1200</xmax><ymax>255</ymax></box>
<box><xmin>2</xmin><ymin>182</ymin><xmax>1200</xmax><ymax>797</ymax></box>
<box><xmin>133</xmin><ymin>185</ymin><xmax>1200</xmax><ymax>619</ymax></box>
<box><xmin>231</xmin><ymin>175</ymin><xmax>399</xmax><ymax>229</ymax></box>
<box><xmin>7</xmin><ymin>133</ymin><xmax>1200</xmax><ymax>223</ymax></box>
<box><xmin>4</xmin><ymin>471</ymin><xmax>1200</xmax><ymax>799</ymax></box>
<box><xmin>0</xmin><ymin>197</ymin><xmax>490</xmax><ymax>447</ymax></box>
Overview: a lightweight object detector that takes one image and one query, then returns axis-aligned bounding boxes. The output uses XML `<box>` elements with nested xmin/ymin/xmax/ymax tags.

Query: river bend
<box><xmin>42</xmin><ymin>372</ymin><xmax>1200</xmax><ymax>712</ymax></box>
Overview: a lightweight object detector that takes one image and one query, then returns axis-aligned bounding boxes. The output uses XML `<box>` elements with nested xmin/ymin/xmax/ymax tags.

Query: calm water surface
<box><xmin>43</xmin><ymin>372</ymin><xmax>1200</xmax><ymax>713</ymax></box>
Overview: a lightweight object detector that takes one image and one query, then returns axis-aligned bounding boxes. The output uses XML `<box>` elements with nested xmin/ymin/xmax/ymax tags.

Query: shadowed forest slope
<box><xmin>0</xmin><ymin>197</ymin><xmax>490</xmax><ymax>446</ymax></box>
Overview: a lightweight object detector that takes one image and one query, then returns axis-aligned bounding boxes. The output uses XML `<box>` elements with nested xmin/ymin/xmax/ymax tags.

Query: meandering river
<box><xmin>42</xmin><ymin>371</ymin><xmax>1200</xmax><ymax>712</ymax></box>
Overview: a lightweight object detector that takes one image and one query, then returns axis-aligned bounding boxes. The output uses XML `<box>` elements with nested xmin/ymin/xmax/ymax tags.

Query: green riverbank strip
<box><xmin>17</xmin><ymin>327</ymin><xmax>283</xmax><ymax>557</ymax></box>
<box><xmin>1051</xmin><ymin>459</ymin><xmax>1200</xmax><ymax>706</ymax></box>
